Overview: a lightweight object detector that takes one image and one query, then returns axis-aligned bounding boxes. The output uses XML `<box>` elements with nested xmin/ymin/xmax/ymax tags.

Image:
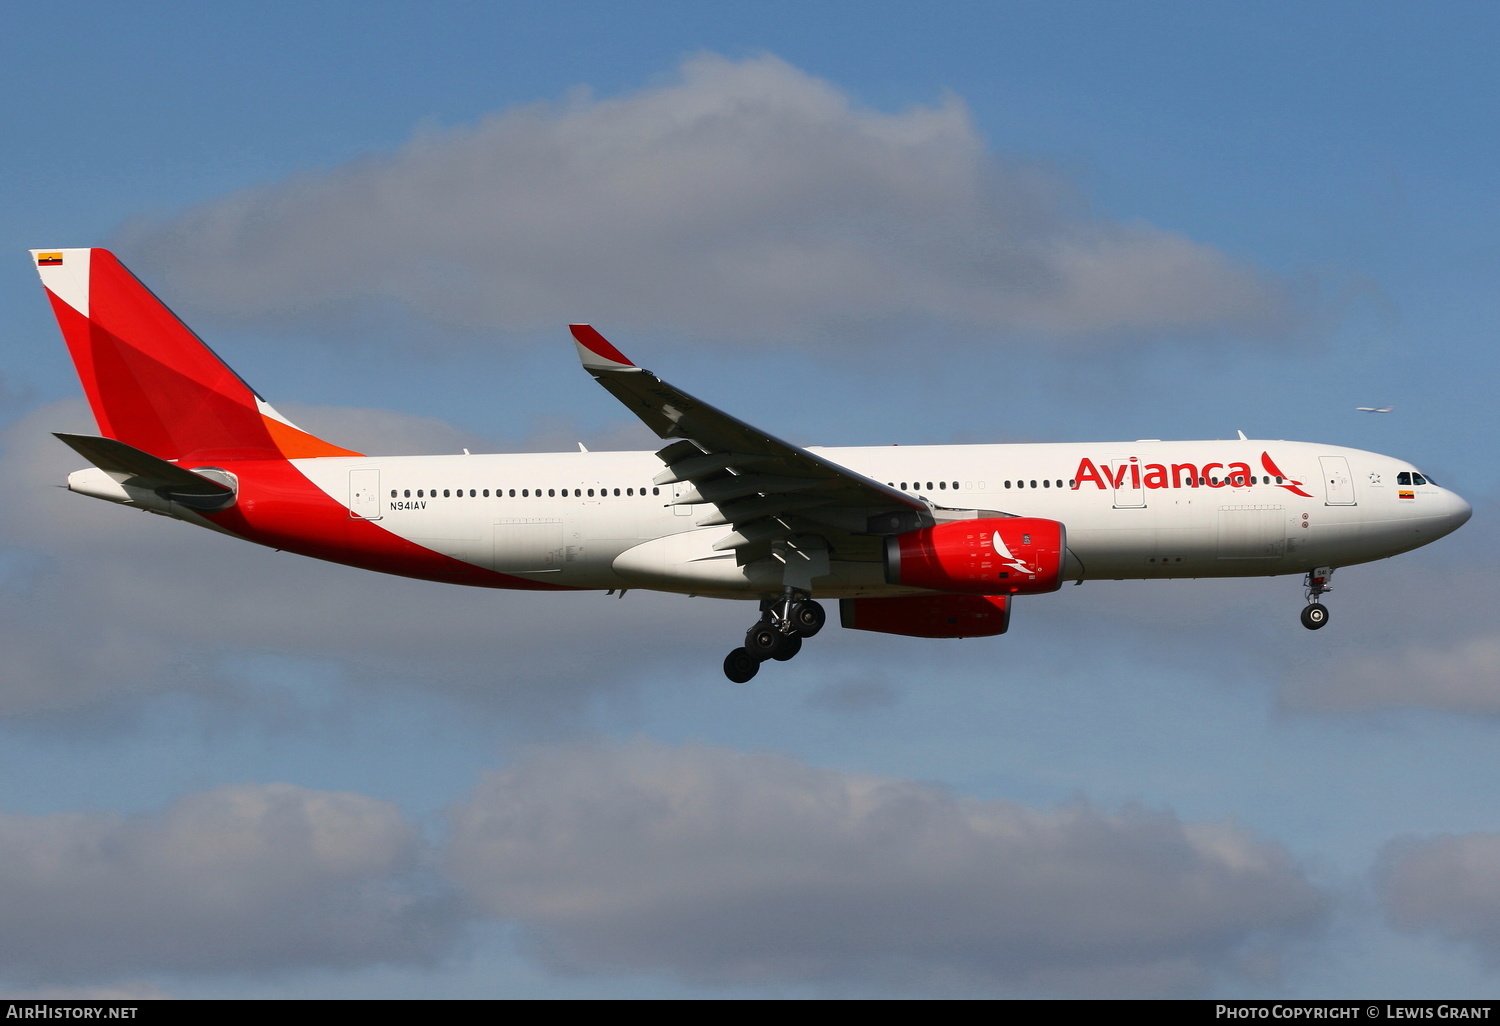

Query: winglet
<box><xmin>570</xmin><ymin>324</ymin><xmax>639</xmax><ymax>373</ymax></box>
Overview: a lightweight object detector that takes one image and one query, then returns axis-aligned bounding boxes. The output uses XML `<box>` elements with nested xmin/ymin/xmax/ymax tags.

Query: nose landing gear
<box><xmin>1300</xmin><ymin>567</ymin><xmax>1334</xmax><ymax>630</ymax></box>
<box><xmin>723</xmin><ymin>589</ymin><xmax>825</xmax><ymax>682</ymax></box>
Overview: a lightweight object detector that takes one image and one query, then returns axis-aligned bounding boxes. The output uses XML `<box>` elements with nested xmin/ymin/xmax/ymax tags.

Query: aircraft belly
<box><xmin>612</xmin><ymin>528</ymin><xmax>887</xmax><ymax>597</ymax></box>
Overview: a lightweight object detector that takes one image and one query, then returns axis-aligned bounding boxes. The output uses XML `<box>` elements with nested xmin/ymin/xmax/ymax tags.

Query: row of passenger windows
<box><xmin>886</xmin><ymin>475</ymin><xmax>1287</xmax><ymax>492</ymax></box>
<box><xmin>391</xmin><ymin>487</ymin><xmax>661</xmax><ymax>499</ymax></box>
<box><xmin>889</xmin><ymin>481</ymin><xmax>963</xmax><ymax>491</ymax></box>
<box><xmin>885</xmin><ymin>479</ymin><xmax>1075</xmax><ymax>491</ymax></box>
<box><xmin>391</xmin><ymin>471</ymin><xmax>1305</xmax><ymax>504</ymax></box>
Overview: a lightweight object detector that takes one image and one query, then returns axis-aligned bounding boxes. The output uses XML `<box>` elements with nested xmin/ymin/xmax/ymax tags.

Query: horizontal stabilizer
<box><xmin>54</xmin><ymin>433</ymin><xmax>234</xmax><ymax>497</ymax></box>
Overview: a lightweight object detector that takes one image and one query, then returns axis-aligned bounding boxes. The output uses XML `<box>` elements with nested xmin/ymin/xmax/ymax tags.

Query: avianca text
<box><xmin>1074</xmin><ymin>457</ymin><xmax>1256</xmax><ymax>491</ymax></box>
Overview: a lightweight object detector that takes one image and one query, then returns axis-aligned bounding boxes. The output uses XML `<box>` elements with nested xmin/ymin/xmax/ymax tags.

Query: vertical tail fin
<box><xmin>30</xmin><ymin>248</ymin><xmax>360</xmax><ymax>463</ymax></box>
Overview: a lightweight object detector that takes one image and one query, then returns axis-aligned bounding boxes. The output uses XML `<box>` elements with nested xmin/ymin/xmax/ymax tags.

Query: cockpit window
<box><xmin>1416</xmin><ymin>473</ymin><xmax>1433</xmax><ymax>486</ymax></box>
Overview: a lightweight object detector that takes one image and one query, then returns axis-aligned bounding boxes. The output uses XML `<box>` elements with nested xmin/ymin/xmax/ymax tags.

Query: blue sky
<box><xmin>2</xmin><ymin>0</ymin><xmax>1498</xmax><ymax>998</ymax></box>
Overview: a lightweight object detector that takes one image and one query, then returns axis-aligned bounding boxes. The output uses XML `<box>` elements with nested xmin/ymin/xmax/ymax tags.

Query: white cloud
<box><xmin>1383</xmin><ymin>832</ymin><xmax>1500</xmax><ymax>966</ymax></box>
<box><xmin>447</xmin><ymin>740</ymin><xmax>1326</xmax><ymax>995</ymax></box>
<box><xmin>116</xmin><ymin>53</ymin><xmax>1292</xmax><ymax>349</ymax></box>
<box><xmin>0</xmin><ymin>783</ymin><xmax>454</xmax><ymax>982</ymax></box>
<box><xmin>1283</xmin><ymin>635</ymin><xmax>1500</xmax><ymax>715</ymax></box>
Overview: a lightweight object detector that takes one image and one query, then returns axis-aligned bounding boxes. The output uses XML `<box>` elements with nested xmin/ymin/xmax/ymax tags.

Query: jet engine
<box><xmin>884</xmin><ymin>517</ymin><xmax>1066</xmax><ymax>595</ymax></box>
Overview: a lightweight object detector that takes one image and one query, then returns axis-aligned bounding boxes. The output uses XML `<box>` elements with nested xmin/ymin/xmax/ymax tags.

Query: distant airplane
<box><xmin>31</xmin><ymin>249</ymin><xmax>1472</xmax><ymax>682</ymax></box>
<box><xmin>1356</xmin><ymin>406</ymin><xmax>1394</xmax><ymax>413</ymax></box>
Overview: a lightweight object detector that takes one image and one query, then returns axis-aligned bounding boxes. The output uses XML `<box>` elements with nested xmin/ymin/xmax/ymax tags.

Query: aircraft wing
<box><xmin>571</xmin><ymin>325</ymin><xmax>933</xmax><ymax>565</ymax></box>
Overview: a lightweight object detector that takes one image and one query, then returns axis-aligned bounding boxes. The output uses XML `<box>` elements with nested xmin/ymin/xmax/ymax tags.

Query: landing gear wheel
<box><xmin>724</xmin><ymin>648</ymin><xmax>760</xmax><ymax>683</ymax></box>
<box><xmin>771</xmin><ymin>634</ymin><xmax>802</xmax><ymax>661</ymax></box>
<box><xmin>790</xmin><ymin>600</ymin><xmax>826</xmax><ymax>637</ymax></box>
<box><xmin>746</xmin><ymin>624</ymin><xmax>786</xmax><ymax>660</ymax></box>
<box><xmin>1301</xmin><ymin>604</ymin><xmax>1329</xmax><ymax>630</ymax></box>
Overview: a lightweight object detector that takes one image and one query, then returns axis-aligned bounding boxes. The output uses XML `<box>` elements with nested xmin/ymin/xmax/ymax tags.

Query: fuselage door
<box><xmin>1319</xmin><ymin>456</ymin><xmax>1357</xmax><ymax>506</ymax></box>
<box><xmin>348</xmin><ymin>468</ymin><xmax>382</xmax><ymax>520</ymax></box>
<box><xmin>1111</xmin><ymin>457</ymin><xmax>1145</xmax><ymax>509</ymax></box>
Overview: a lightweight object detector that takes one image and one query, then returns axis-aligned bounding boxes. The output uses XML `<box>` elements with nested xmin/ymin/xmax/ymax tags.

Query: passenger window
<box><xmin>1043</xmin><ymin>479</ymin><xmax>1050</xmax><ymax>488</ymax></box>
<box><xmin>417</xmin><ymin>490</ymin><xmax>424</xmax><ymax>498</ymax></box>
<box><xmin>404</xmin><ymin>490</ymin><xmax>410</xmax><ymax>498</ymax></box>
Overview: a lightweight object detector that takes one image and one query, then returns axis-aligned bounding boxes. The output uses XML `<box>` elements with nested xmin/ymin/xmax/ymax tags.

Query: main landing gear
<box><xmin>1300</xmin><ymin>566</ymin><xmax>1334</xmax><ymax>630</ymax></box>
<box><xmin>723</xmin><ymin>589</ymin><xmax>826</xmax><ymax>683</ymax></box>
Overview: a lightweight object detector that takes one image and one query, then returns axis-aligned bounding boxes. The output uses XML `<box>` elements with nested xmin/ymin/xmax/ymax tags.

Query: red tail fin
<box><xmin>30</xmin><ymin>248</ymin><xmax>360</xmax><ymax>463</ymax></box>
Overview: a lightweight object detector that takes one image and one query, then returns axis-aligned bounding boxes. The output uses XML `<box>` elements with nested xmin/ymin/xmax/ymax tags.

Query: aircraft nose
<box><xmin>1444</xmin><ymin>489</ymin><xmax>1473</xmax><ymax>534</ymax></box>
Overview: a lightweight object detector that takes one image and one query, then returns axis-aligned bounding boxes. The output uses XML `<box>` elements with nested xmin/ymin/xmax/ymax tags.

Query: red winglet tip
<box><xmin>570</xmin><ymin>324</ymin><xmax>635</xmax><ymax>368</ymax></box>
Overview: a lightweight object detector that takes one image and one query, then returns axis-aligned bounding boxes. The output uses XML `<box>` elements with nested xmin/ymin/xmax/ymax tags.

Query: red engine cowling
<box><xmin>884</xmin><ymin>517</ymin><xmax>1066</xmax><ymax>596</ymax></box>
<box><xmin>840</xmin><ymin>594</ymin><xmax>1011</xmax><ymax>638</ymax></box>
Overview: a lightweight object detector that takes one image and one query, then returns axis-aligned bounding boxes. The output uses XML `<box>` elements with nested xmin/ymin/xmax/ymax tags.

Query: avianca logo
<box><xmin>1072</xmin><ymin>451</ymin><xmax>1312</xmax><ymax>498</ymax></box>
<box><xmin>990</xmin><ymin>531</ymin><xmax>1038</xmax><ymax>577</ymax></box>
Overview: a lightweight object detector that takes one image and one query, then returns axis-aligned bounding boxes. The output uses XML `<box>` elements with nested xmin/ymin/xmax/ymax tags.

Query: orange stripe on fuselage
<box><xmin>262</xmin><ymin>415</ymin><xmax>364</xmax><ymax>459</ymax></box>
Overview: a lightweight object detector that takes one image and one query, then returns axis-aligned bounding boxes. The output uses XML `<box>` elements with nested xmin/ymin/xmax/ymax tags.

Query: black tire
<box><xmin>771</xmin><ymin>634</ymin><xmax>803</xmax><ymax>661</ymax></box>
<box><xmin>724</xmin><ymin>648</ymin><xmax>760</xmax><ymax>683</ymax></box>
<box><xmin>790</xmin><ymin>600</ymin><xmax>826</xmax><ymax>637</ymax></box>
<box><xmin>745</xmin><ymin>624</ymin><xmax>783</xmax><ymax>660</ymax></box>
<box><xmin>1301</xmin><ymin>603</ymin><xmax>1329</xmax><ymax>630</ymax></box>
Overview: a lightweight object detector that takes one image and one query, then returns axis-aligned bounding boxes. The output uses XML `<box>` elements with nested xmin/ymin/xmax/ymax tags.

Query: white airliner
<box><xmin>31</xmin><ymin>248</ymin><xmax>1472</xmax><ymax>682</ymax></box>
